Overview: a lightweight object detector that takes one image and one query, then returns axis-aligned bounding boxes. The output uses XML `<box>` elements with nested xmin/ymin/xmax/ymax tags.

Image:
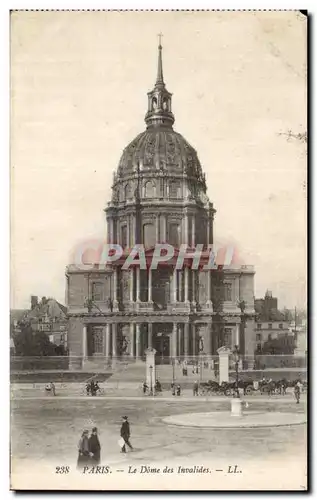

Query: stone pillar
<box><xmin>147</xmin><ymin>323</ymin><xmax>153</xmax><ymax>349</ymax></box>
<box><xmin>105</xmin><ymin>323</ymin><xmax>110</xmax><ymax>359</ymax></box>
<box><xmin>109</xmin><ymin>219</ymin><xmax>114</xmax><ymax>244</ymax></box>
<box><xmin>148</xmin><ymin>269</ymin><xmax>152</xmax><ymax>302</ymax></box>
<box><xmin>136</xmin><ymin>267</ymin><xmax>141</xmax><ymax>302</ymax></box>
<box><xmin>172</xmin><ymin>323</ymin><xmax>177</xmax><ymax>357</ymax></box>
<box><xmin>156</xmin><ymin>214</ymin><xmax>160</xmax><ymax>243</ymax></box>
<box><xmin>126</xmin><ymin>216</ymin><xmax>130</xmax><ymax>248</ymax></box>
<box><xmin>235</xmin><ymin>324</ymin><xmax>240</xmax><ymax>347</ymax></box>
<box><xmin>184</xmin><ymin>213</ymin><xmax>189</xmax><ymax>246</ymax></box>
<box><xmin>112</xmin><ymin>323</ymin><xmax>117</xmax><ymax>357</ymax></box>
<box><xmin>192</xmin><ymin>324</ymin><xmax>196</xmax><ymax>356</ymax></box>
<box><xmin>130</xmin><ymin>323</ymin><xmax>135</xmax><ymax>357</ymax></box>
<box><xmin>145</xmin><ymin>348</ymin><xmax>156</xmax><ymax>394</ymax></box>
<box><xmin>129</xmin><ymin>268</ymin><xmax>134</xmax><ymax>303</ymax></box>
<box><xmin>177</xmin><ymin>325</ymin><xmax>182</xmax><ymax>357</ymax></box>
<box><xmin>82</xmin><ymin>325</ymin><xmax>87</xmax><ymax>360</ymax></box>
<box><xmin>113</xmin><ymin>267</ymin><xmax>119</xmax><ymax>311</ymax></box>
<box><xmin>162</xmin><ymin>214</ymin><xmax>167</xmax><ymax>242</ymax></box>
<box><xmin>217</xmin><ymin>346</ymin><xmax>230</xmax><ymax>383</ymax></box>
<box><xmin>206</xmin><ymin>270</ymin><xmax>213</xmax><ymax>310</ymax></box>
<box><xmin>184</xmin><ymin>266</ymin><xmax>189</xmax><ymax>302</ymax></box>
<box><xmin>172</xmin><ymin>270</ymin><xmax>177</xmax><ymax>303</ymax></box>
<box><xmin>136</xmin><ymin>323</ymin><xmax>141</xmax><ymax>359</ymax></box>
<box><xmin>191</xmin><ymin>216</ymin><xmax>195</xmax><ymax>247</ymax></box>
<box><xmin>184</xmin><ymin>323</ymin><xmax>189</xmax><ymax>357</ymax></box>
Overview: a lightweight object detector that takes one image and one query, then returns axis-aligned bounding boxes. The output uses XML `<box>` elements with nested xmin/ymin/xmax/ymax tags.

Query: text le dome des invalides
<box><xmin>66</xmin><ymin>42</ymin><xmax>256</xmax><ymax>370</ymax></box>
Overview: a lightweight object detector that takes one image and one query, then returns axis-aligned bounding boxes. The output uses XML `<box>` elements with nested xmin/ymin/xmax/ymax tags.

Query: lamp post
<box><xmin>231</xmin><ymin>344</ymin><xmax>243</xmax><ymax>417</ymax></box>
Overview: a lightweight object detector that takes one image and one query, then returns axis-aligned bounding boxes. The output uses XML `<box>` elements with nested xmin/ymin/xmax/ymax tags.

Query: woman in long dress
<box><xmin>77</xmin><ymin>430</ymin><xmax>90</xmax><ymax>469</ymax></box>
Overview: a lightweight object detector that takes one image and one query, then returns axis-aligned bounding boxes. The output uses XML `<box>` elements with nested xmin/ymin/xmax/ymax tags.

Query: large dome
<box><xmin>117</xmin><ymin>127</ymin><xmax>205</xmax><ymax>185</ymax></box>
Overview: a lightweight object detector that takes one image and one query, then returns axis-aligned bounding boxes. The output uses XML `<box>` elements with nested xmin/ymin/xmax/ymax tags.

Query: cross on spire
<box><xmin>158</xmin><ymin>32</ymin><xmax>163</xmax><ymax>47</ymax></box>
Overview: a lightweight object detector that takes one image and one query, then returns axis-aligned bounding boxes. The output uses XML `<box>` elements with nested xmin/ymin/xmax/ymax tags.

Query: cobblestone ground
<box><xmin>11</xmin><ymin>398</ymin><xmax>306</xmax><ymax>466</ymax></box>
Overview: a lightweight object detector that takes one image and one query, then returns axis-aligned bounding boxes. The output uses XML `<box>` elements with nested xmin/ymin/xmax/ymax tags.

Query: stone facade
<box><xmin>66</xmin><ymin>43</ymin><xmax>256</xmax><ymax>368</ymax></box>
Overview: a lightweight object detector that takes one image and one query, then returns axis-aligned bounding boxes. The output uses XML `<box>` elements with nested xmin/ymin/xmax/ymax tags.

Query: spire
<box><xmin>145</xmin><ymin>36</ymin><xmax>175</xmax><ymax>129</ymax></box>
<box><xmin>156</xmin><ymin>33</ymin><xmax>164</xmax><ymax>87</ymax></box>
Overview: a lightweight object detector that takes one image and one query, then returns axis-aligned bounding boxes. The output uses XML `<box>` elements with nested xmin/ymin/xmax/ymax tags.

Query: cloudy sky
<box><xmin>11</xmin><ymin>10</ymin><xmax>307</xmax><ymax>310</ymax></box>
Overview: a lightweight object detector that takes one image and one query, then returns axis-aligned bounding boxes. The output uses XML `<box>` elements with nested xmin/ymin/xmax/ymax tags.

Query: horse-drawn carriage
<box><xmin>198</xmin><ymin>377</ymin><xmax>304</xmax><ymax>397</ymax></box>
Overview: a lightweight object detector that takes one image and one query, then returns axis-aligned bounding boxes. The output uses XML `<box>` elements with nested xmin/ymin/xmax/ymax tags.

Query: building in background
<box><xmin>66</xmin><ymin>42</ymin><xmax>256</xmax><ymax>369</ymax></box>
<box><xmin>11</xmin><ymin>296</ymin><xmax>68</xmax><ymax>348</ymax></box>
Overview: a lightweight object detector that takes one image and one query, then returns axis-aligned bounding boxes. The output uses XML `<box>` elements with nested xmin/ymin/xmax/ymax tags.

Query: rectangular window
<box><xmin>169</xmin><ymin>223</ymin><xmax>180</xmax><ymax>247</ymax></box>
<box><xmin>92</xmin><ymin>282</ymin><xmax>103</xmax><ymax>302</ymax></box>
<box><xmin>224</xmin><ymin>283</ymin><xmax>232</xmax><ymax>301</ymax></box>
<box><xmin>279</xmin><ymin>323</ymin><xmax>283</xmax><ymax>329</ymax></box>
<box><xmin>256</xmin><ymin>333</ymin><xmax>262</xmax><ymax>341</ymax></box>
<box><xmin>92</xmin><ymin>328</ymin><xmax>103</xmax><ymax>354</ymax></box>
<box><xmin>268</xmin><ymin>323</ymin><xmax>272</xmax><ymax>330</ymax></box>
<box><xmin>257</xmin><ymin>323</ymin><xmax>262</xmax><ymax>330</ymax></box>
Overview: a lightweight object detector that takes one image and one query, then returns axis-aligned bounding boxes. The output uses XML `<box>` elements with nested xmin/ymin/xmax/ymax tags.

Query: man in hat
<box><xmin>120</xmin><ymin>416</ymin><xmax>133</xmax><ymax>453</ymax></box>
<box><xmin>89</xmin><ymin>427</ymin><xmax>101</xmax><ymax>464</ymax></box>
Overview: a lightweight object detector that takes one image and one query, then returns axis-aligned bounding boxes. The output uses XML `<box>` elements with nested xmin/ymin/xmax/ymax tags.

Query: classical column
<box><xmin>172</xmin><ymin>323</ymin><xmax>177</xmax><ymax>357</ymax></box>
<box><xmin>148</xmin><ymin>269</ymin><xmax>152</xmax><ymax>302</ymax></box>
<box><xmin>191</xmin><ymin>270</ymin><xmax>196</xmax><ymax>303</ymax></box>
<box><xmin>129</xmin><ymin>268</ymin><xmax>134</xmax><ymax>303</ymax></box>
<box><xmin>191</xmin><ymin>216</ymin><xmax>195</xmax><ymax>247</ymax></box>
<box><xmin>184</xmin><ymin>323</ymin><xmax>189</xmax><ymax>357</ymax></box>
<box><xmin>206</xmin><ymin>270</ymin><xmax>213</xmax><ymax>309</ymax></box>
<box><xmin>82</xmin><ymin>325</ymin><xmax>87</xmax><ymax>359</ymax></box>
<box><xmin>127</xmin><ymin>216</ymin><xmax>130</xmax><ymax>248</ymax></box>
<box><xmin>113</xmin><ymin>267</ymin><xmax>119</xmax><ymax>310</ymax></box>
<box><xmin>130</xmin><ymin>323</ymin><xmax>135</xmax><ymax>357</ymax></box>
<box><xmin>172</xmin><ymin>270</ymin><xmax>177</xmax><ymax>303</ymax></box>
<box><xmin>177</xmin><ymin>325</ymin><xmax>182</xmax><ymax>357</ymax></box>
<box><xmin>184</xmin><ymin>213</ymin><xmax>189</xmax><ymax>246</ymax></box>
<box><xmin>147</xmin><ymin>323</ymin><xmax>153</xmax><ymax>349</ymax></box>
<box><xmin>162</xmin><ymin>214</ymin><xmax>167</xmax><ymax>242</ymax></box>
<box><xmin>112</xmin><ymin>323</ymin><xmax>117</xmax><ymax>357</ymax></box>
<box><xmin>136</xmin><ymin>324</ymin><xmax>141</xmax><ymax>359</ymax></box>
<box><xmin>184</xmin><ymin>266</ymin><xmax>189</xmax><ymax>302</ymax></box>
<box><xmin>156</xmin><ymin>214</ymin><xmax>160</xmax><ymax>243</ymax></box>
<box><xmin>235</xmin><ymin>324</ymin><xmax>240</xmax><ymax>347</ymax></box>
<box><xmin>192</xmin><ymin>324</ymin><xmax>196</xmax><ymax>356</ymax></box>
<box><xmin>105</xmin><ymin>323</ymin><xmax>110</xmax><ymax>359</ymax></box>
<box><xmin>108</xmin><ymin>219</ymin><xmax>114</xmax><ymax>244</ymax></box>
<box><xmin>136</xmin><ymin>267</ymin><xmax>141</xmax><ymax>302</ymax></box>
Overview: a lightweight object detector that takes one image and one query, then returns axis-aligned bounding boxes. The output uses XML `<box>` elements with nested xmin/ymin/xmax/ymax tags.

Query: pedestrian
<box><xmin>193</xmin><ymin>380</ymin><xmax>199</xmax><ymax>396</ymax></box>
<box><xmin>171</xmin><ymin>383</ymin><xmax>176</xmax><ymax>396</ymax></box>
<box><xmin>294</xmin><ymin>384</ymin><xmax>300</xmax><ymax>404</ymax></box>
<box><xmin>88</xmin><ymin>427</ymin><xmax>101</xmax><ymax>464</ymax></box>
<box><xmin>120</xmin><ymin>416</ymin><xmax>133</xmax><ymax>453</ymax></box>
<box><xmin>143</xmin><ymin>382</ymin><xmax>148</xmax><ymax>394</ymax></box>
<box><xmin>176</xmin><ymin>384</ymin><xmax>181</xmax><ymax>396</ymax></box>
<box><xmin>77</xmin><ymin>430</ymin><xmax>90</xmax><ymax>469</ymax></box>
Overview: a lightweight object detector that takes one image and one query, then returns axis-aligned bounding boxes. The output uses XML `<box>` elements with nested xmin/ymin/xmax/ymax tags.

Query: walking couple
<box><xmin>77</xmin><ymin>427</ymin><xmax>101</xmax><ymax>469</ymax></box>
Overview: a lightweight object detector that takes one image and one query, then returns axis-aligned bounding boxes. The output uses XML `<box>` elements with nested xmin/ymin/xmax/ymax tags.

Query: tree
<box><xmin>261</xmin><ymin>335</ymin><xmax>295</xmax><ymax>355</ymax></box>
<box><xmin>13</xmin><ymin>320</ymin><xmax>63</xmax><ymax>356</ymax></box>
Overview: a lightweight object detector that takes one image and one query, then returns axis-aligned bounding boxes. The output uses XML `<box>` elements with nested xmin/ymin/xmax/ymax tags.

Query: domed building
<box><xmin>66</xmin><ymin>42</ymin><xmax>256</xmax><ymax>370</ymax></box>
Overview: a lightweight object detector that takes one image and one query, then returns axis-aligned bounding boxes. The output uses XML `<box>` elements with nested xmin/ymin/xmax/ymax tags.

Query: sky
<box><xmin>10</xmin><ymin>10</ymin><xmax>307</xmax><ymax>310</ymax></box>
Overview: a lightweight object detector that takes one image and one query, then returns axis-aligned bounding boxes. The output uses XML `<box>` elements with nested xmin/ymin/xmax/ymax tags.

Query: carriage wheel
<box><xmin>225</xmin><ymin>388</ymin><xmax>232</xmax><ymax>397</ymax></box>
<box><xmin>245</xmin><ymin>386</ymin><xmax>253</xmax><ymax>395</ymax></box>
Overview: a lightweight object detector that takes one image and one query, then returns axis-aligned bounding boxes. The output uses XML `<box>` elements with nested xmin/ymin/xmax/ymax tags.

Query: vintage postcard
<box><xmin>10</xmin><ymin>10</ymin><xmax>307</xmax><ymax>491</ymax></box>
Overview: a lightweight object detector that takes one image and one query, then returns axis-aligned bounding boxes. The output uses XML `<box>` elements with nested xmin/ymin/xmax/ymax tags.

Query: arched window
<box><xmin>124</xmin><ymin>183</ymin><xmax>132</xmax><ymax>200</ymax></box>
<box><xmin>152</xmin><ymin>97</ymin><xmax>157</xmax><ymax>110</ymax></box>
<box><xmin>144</xmin><ymin>180</ymin><xmax>155</xmax><ymax>198</ymax></box>
<box><xmin>162</xmin><ymin>97</ymin><xmax>169</xmax><ymax>111</ymax></box>
<box><xmin>143</xmin><ymin>223</ymin><xmax>156</xmax><ymax>248</ymax></box>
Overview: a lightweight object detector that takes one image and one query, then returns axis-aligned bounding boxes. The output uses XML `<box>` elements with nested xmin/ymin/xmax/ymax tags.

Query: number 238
<box><xmin>55</xmin><ymin>466</ymin><xmax>70</xmax><ymax>474</ymax></box>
